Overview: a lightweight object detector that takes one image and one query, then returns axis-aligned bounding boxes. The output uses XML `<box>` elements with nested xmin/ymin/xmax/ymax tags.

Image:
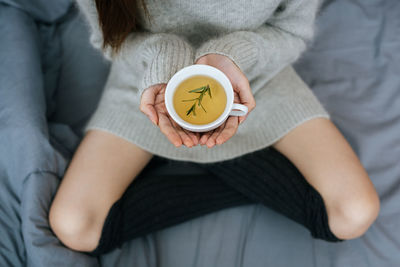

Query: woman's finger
<box><xmin>183</xmin><ymin>129</ymin><xmax>199</xmax><ymax>146</ymax></box>
<box><xmin>199</xmin><ymin>130</ymin><xmax>214</xmax><ymax>145</ymax></box>
<box><xmin>216</xmin><ymin>116</ymin><xmax>239</xmax><ymax>145</ymax></box>
<box><xmin>170</xmin><ymin>120</ymin><xmax>195</xmax><ymax>147</ymax></box>
<box><xmin>233</xmin><ymin>91</ymin><xmax>248</xmax><ymax>124</ymax></box>
<box><xmin>140</xmin><ymin>86</ymin><xmax>159</xmax><ymax>125</ymax></box>
<box><xmin>206</xmin><ymin>123</ymin><xmax>226</xmax><ymax>148</ymax></box>
<box><xmin>158</xmin><ymin>113</ymin><xmax>182</xmax><ymax>147</ymax></box>
<box><xmin>176</xmin><ymin>128</ymin><xmax>195</xmax><ymax>148</ymax></box>
<box><xmin>236</xmin><ymin>81</ymin><xmax>256</xmax><ymax>124</ymax></box>
<box><xmin>239</xmin><ymin>114</ymin><xmax>249</xmax><ymax>124</ymax></box>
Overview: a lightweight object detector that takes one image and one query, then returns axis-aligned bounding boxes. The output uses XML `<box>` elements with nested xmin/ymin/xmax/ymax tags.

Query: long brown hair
<box><xmin>95</xmin><ymin>0</ymin><xmax>150</xmax><ymax>52</ymax></box>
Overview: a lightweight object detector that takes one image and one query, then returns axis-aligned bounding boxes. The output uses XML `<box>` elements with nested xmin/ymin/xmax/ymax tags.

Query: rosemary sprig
<box><xmin>189</xmin><ymin>86</ymin><xmax>208</xmax><ymax>93</ymax></box>
<box><xmin>186</xmin><ymin>103</ymin><xmax>197</xmax><ymax>116</ymax></box>
<box><xmin>182</xmin><ymin>84</ymin><xmax>212</xmax><ymax>116</ymax></box>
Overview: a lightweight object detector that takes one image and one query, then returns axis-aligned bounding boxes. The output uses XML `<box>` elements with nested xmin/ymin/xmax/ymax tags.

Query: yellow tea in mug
<box><xmin>173</xmin><ymin>75</ymin><xmax>227</xmax><ymax>125</ymax></box>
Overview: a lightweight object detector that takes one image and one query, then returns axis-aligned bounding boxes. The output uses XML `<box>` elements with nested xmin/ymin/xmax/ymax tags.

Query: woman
<box><xmin>48</xmin><ymin>0</ymin><xmax>380</xmax><ymax>255</ymax></box>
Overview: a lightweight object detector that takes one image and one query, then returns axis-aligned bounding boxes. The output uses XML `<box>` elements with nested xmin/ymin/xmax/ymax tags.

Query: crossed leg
<box><xmin>272</xmin><ymin>118</ymin><xmax>380</xmax><ymax>239</ymax></box>
<box><xmin>49</xmin><ymin>129</ymin><xmax>153</xmax><ymax>252</ymax></box>
<box><xmin>49</xmin><ymin>118</ymin><xmax>380</xmax><ymax>253</ymax></box>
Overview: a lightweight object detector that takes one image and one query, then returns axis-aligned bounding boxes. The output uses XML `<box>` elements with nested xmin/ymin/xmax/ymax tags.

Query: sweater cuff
<box><xmin>194</xmin><ymin>31</ymin><xmax>263</xmax><ymax>74</ymax></box>
<box><xmin>140</xmin><ymin>34</ymin><xmax>195</xmax><ymax>97</ymax></box>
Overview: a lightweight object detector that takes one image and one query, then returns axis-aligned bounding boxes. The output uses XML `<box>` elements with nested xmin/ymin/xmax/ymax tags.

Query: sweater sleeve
<box><xmin>75</xmin><ymin>0</ymin><xmax>194</xmax><ymax>97</ymax></box>
<box><xmin>194</xmin><ymin>0</ymin><xmax>320</xmax><ymax>84</ymax></box>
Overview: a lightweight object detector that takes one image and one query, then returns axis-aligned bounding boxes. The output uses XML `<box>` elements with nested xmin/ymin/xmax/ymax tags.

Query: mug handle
<box><xmin>229</xmin><ymin>103</ymin><xmax>248</xmax><ymax>117</ymax></box>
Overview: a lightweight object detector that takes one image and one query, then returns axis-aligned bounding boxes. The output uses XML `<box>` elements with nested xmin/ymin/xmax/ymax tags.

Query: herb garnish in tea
<box><xmin>182</xmin><ymin>84</ymin><xmax>212</xmax><ymax>116</ymax></box>
<box><xmin>173</xmin><ymin>75</ymin><xmax>226</xmax><ymax>125</ymax></box>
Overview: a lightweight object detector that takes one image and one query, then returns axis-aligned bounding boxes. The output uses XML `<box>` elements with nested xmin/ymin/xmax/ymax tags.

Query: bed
<box><xmin>1</xmin><ymin>0</ymin><xmax>399</xmax><ymax>266</ymax></box>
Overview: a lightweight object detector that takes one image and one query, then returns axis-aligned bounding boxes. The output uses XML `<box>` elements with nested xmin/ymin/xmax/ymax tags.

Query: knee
<box><xmin>48</xmin><ymin>201</ymin><xmax>101</xmax><ymax>252</ymax></box>
<box><xmin>328</xmin><ymin>191</ymin><xmax>380</xmax><ymax>240</ymax></box>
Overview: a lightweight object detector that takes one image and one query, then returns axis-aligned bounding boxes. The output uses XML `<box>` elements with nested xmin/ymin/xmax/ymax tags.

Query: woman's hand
<box><xmin>140</xmin><ymin>54</ymin><xmax>255</xmax><ymax>149</ymax></box>
<box><xmin>195</xmin><ymin>54</ymin><xmax>256</xmax><ymax>148</ymax></box>
<box><xmin>140</xmin><ymin>83</ymin><xmax>200</xmax><ymax>148</ymax></box>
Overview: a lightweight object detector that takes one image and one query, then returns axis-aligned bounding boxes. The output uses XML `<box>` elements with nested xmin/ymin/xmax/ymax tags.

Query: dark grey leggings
<box><xmin>87</xmin><ymin>147</ymin><xmax>343</xmax><ymax>256</ymax></box>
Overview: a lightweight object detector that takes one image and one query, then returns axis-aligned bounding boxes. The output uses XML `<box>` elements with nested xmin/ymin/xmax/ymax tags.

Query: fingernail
<box><xmin>147</xmin><ymin>115</ymin><xmax>156</xmax><ymax>125</ymax></box>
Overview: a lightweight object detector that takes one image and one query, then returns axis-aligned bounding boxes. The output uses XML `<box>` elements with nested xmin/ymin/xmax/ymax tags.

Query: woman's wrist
<box><xmin>140</xmin><ymin>34</ymin><xmax>195</xmax><ymax>97</ymax></box>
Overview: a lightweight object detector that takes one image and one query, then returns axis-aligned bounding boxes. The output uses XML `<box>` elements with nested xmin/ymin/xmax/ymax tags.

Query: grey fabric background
<box><xmin>0</xmin><ymin>0</ymin><xmax>399</xmax><ymax>266</ymax></box>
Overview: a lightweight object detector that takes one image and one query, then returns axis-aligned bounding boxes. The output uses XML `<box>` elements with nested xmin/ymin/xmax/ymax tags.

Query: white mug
<box><xmin>165</xmin><ymin>64</ymin><xmax>248</xmax><ymax>132</ymax></box>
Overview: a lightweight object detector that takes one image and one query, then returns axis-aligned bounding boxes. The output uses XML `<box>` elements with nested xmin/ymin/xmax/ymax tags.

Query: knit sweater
<box><xmin>76</xmin><ymin>0</ymin><xmax>329</xmax><ymax>163</ymax></box>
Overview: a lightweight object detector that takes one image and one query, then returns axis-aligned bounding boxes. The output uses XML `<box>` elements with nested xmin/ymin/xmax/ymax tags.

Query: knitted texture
<box><xmin>201</xmin><ymin>147</ymin><xmax>343</xmax><ymax>242</ymax></box>
<box><xmin>87</xmin><ymin>147</ymin><xmax>342</xmax><ymax>256</ymax></box>
<box><xmin>88</xmin><ymin>171</ymin><xmax>252</xmax><ymax>256</ymax></box>
<box><xmin>75</xmin><ymin>0</ymin><xmax>330</xmax><ymax>163</ymax></box>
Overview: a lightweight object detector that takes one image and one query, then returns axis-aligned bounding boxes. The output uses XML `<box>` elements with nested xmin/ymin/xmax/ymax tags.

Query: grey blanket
<box><xmin>1</xmin><ymin>0</ymin><xmax>399</xmax><ymax>266</ymax></box>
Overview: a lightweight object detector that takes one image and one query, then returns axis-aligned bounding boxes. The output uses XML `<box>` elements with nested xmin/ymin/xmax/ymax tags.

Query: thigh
<box><xmin>272</xmin><ymin>118</ymin><xmax>378</xmax><ymax>207</ymax></box>
<box><xmin>50</xmin><ymin>129</ymin><xmax>152</xmax><ymax>228</ymax></box>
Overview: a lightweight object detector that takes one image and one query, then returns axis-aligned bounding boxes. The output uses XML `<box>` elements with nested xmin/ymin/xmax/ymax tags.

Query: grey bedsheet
<box><xmin>1</xmin><ymin>0</ymin><xmax>399</xmax><ymax>266</ymax></box>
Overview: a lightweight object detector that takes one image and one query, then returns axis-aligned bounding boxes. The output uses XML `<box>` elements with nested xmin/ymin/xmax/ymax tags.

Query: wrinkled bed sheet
<box><xmin>0</xmin><ymin>0</ymin><xmax>399</xmax><ymax>266</ymax></box>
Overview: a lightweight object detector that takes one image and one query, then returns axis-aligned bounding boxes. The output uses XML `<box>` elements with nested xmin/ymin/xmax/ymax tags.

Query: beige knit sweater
<box><xmin>76</xmin><ymin>0</ymin><xmax>329</xmax><ymax>163</ymax></box>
